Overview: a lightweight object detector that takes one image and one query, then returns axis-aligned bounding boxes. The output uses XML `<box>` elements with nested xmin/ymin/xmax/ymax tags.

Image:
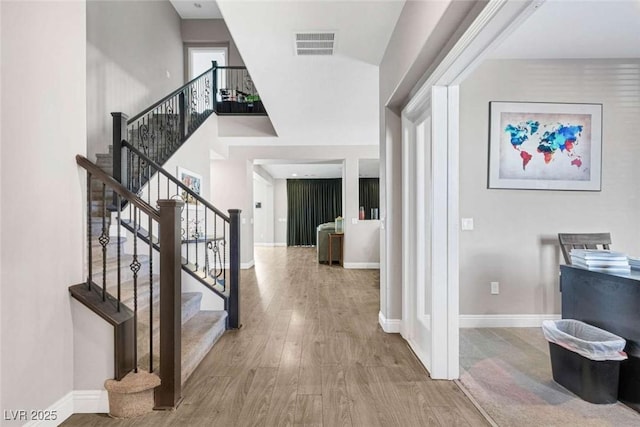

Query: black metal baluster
<box><xmin>86</xmin><ymin>172</ymin><xmax>93</xmax><ymax>290</ymax></box>
<box><xmin>130</xmin><ymin>206</ymin><xmax>141</xmax><ymax>373</ymax></box>
<box><xmin>99</xmin><ymin>183</ymin><xmax>110</xmax><ymax>302</ymax></box>
<box><xmin>223</xmin><ymin>221</ymin><xmax>227</xmax><ymax>291</ymax></box>
<box><xmin>117</xmin><ymin>194</ymin><xmax>122</xmax><ymax>312</ymax></box>
<box><xmin>204</xmin><ymin>207</ymin><xmax>208</xmax><ymax>276</ymax></box>
<box><xmin>195</xmin><ymin>200</ymin><xmax>199</xmax><ymax>271</ymax></box>
<box><xmin>186</xmin><ymin>194</ymin><xmax>190</xmax><ymax>264</ymax></box>
<box><xmin>148</xmin><ymin>214</ymin><xmax>154</xmax><ymax>373</ymax></box>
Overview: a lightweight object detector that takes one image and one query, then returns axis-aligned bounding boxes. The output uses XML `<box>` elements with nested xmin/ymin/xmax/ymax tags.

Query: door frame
<box><xmin>398</xmin><ymin>0</ymin><xmax>546</xmax><ymax>379</ymax></box>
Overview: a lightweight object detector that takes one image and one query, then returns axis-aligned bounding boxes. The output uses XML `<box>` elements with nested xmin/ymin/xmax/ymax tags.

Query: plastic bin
<box><xmin>542</xmin><ymin>319</ymin><xmax>627</xmax><ymax>404</ymax></box>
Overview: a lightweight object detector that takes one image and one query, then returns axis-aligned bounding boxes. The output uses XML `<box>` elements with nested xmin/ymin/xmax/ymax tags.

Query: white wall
<box><xmin>211</xmin><ymin>145</ymin><xmax>379</xmax><ymax>267</ymax></box>
<box><xmin>459</xmin><ymin>58</ymin><xmax>640</xmax><ymax>316</ymax></box>
<box><xmin>253</xmin><ymin>172</ymin><xmax>275</xmax><ymax>245</ymax></box>
<box><xmin>87</xmin><ymin>0</ymin><xmax>183</xmax><ymax>160</ymax></box>
<box><xmin>274</xmin><ymin>179</ymin><xmax>287</xmax><ymax>246</ymax></box>
<box><xmin>1</xmin><ymin>1</ymin><xmax>86</xmax><ymax>422</ymax></box>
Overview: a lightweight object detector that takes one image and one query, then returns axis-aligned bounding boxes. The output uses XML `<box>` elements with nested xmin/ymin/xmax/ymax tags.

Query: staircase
<box><xmin>70</xmin><ymin>63</ymin><xmax>256</xmax><ymax>411</ymax></box>
<box><xmin>88</xmin><ymin>218</ymin><xmax>228</xmax><ymax>388</ymax></box>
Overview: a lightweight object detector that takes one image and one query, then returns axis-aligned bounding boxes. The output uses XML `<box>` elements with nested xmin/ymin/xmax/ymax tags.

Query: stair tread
<box><xmin>138</xmin><ymin>310</ymin><xmax>227</xmax><ymax>385</ymax></box>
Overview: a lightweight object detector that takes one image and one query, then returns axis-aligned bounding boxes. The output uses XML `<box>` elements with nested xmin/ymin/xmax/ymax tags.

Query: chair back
<box><xmin>558</xmin><ymin>233</ymin><xmax>612</xmax><ymax>264</ymax></box>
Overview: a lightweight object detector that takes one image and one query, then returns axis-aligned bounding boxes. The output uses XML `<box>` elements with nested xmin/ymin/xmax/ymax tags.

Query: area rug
<box><xmin>459</xmin><ymin>328</ymin><xmax>640</xmax><ymax>427</ymax></box>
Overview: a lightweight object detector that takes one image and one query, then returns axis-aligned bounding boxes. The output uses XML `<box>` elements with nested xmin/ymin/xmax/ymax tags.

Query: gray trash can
<box><xmin>542</xmin><ymin>319</ymin><xmax>627</xmax><ymax>404</ymax></box>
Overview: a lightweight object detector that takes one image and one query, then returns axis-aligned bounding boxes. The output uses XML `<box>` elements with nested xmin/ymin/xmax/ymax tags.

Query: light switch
<box><xmin>461</xmin><ymin>218</ymin><xmax>474</xmax><ymax>231</ymax></box>
<box><xmin>352</xmin><ymin>218</ymin><xmax>358</xmax><ymax>225</ymax></box>
<box><xmin>242</xmin><ymin>218</ymin><xmax>246</xmax><ymax>224</ymax></box>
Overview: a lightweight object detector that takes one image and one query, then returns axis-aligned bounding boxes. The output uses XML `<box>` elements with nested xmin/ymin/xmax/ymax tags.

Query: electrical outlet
<box><xmin>491</xmin><ymin>281</ymin><xmax>499</xmax><ymax>295</ymax></box>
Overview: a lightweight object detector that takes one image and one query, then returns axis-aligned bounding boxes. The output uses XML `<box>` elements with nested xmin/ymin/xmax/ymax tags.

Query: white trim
<box><xmin>73</xmin><ymin>390</ymin><xmax>109</xmax><ymax>414</ymax></box>
<box><xmin>403</xmin><ymin>0</ymin><xmax>543</xmax><ymax>118</ymax></box>
<box><xmin>23</xmin><ymin>392</ymin><xmax>74</xmax><ymax>427</ymax></box>
<box><xmin>343</xmin><ymin>262</ymin><xmax>380</xmax><ymax>269</ymax></box>
<box><xmin>241</xmin><ymin>260</ymin><xmax>255</xmax><ymax>269</ymax></box>
<box><xmin>378</xmin><ymin>311</ymin><xmax>401</xmax><ymax>333</ymax></box>
<box><xmin>459</xmin><ymin>314</ymin><xmax>561</xmax><ymax>328</ymax></box>
<box><xmin>274</xmin><ymin>242</ymin><xmax>287</xmax><ymax>247</ymax></box>
<box><xmin>254</xmin><ymin>242</ymin><xmax>277</xmax><ymax>247</ymax></box>
<box><xmin>446</xmin><ymin>85</ymin><xmax>460</xmax><ymax>380</ymax></box>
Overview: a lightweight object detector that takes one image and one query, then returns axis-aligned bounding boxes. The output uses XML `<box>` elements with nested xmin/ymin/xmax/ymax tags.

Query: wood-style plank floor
<box><xmin>63</xmin><ymin>247</ymin><xmax>488</xmax><ymax>427</ymax></box>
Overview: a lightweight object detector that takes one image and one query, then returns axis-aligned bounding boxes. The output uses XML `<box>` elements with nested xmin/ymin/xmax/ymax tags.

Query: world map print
<box><xmin>498</xmin><ymin>112</ymin><xmax>592</xmax><ymax>181</ymax></box>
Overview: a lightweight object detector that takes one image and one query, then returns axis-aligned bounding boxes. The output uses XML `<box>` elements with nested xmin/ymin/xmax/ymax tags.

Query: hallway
<box><xmin>64</xmin><ymin>247</ymin><xmax>487</xmax><ymax>426</ymax></box>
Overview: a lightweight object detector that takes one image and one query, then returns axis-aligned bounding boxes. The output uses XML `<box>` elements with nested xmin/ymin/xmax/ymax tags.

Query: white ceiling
<box><xmin>256</xmin><ymin>160</ymin><xmax>343</xmax><ymax>179</ymax></box>
<box><xmin>216</xmin><ymin>0</ymin><xmax>405</xmax><ymax>147</ymax></box>
<box><xmin>491</xmin><ymin>0</ymin><xmax>640</xmax><ymax>59</ymax></box>
<box><xmin>170</xmin><ymin>0</ymin><xmax>223</xmax><ymax>19</ymax></box>
<box><xmin>254</xmin><ymin>157</ymin><xmax>379</xmax><ymax>179</ymax></box>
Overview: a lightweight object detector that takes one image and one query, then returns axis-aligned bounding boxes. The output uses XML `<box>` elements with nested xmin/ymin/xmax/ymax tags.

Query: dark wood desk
<box><xmin>560</xmin><ymin>265</ymin><xmax>640</xmax><ymax>411</ymax></box>
<box><xmin>328</xmin><ymin>233</ymin><xmax>344</xmax><ymax>266</ymax></box>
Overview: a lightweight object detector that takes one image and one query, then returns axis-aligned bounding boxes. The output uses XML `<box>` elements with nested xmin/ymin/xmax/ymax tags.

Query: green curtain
<box><xmin>287</xmin><ymin>179</ymin><xmax>342</xmax><ymax>246</ymax></box>
<box><xmin>359</xmin><ymin>178</ymin><xmax>379</xmax><ymax>220</ymax></box>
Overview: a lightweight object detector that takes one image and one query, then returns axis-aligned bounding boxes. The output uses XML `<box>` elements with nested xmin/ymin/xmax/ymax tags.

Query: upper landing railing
<box><xmin>112</xmin><ymin>62</ymin><xmax>266</xmax><ymax>194</ymax></box>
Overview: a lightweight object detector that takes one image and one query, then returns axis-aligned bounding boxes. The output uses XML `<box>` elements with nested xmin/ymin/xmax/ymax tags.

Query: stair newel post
<box><xmin>156</xmin><ymin>199</ymin><xmax>184</xmax><ymax>409</ymax></box>
<box><xmin>111</xmin><ymin>113</ymin><xmax>128</xmax><ymax>181</ymax></box>
<box><xmin>211</xmin><ymin>61</ymin><xmax>217</xmax><ymax>112</ymax></box>
<box><xmin>228</xmin><ymin>209</ymin><xmax>242</xmax><ymax>329</ymax></box>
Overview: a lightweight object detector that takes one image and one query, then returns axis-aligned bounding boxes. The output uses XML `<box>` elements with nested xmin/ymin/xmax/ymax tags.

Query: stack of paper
<box><xmin>628</xmin><ymin>257</ymin><xmax>640</xmax><ymax>270</ymax></box>
<box><xmin>570</xmin><ymin>249</ymin><xmax>631</xmax><ymax>274</ymax></box>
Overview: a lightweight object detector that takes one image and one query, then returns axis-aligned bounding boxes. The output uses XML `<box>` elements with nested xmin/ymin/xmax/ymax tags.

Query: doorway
<box><xmin>187</xmin><ymin>46</ymin><xmax>227</xmax><ymax>80</ymax></box>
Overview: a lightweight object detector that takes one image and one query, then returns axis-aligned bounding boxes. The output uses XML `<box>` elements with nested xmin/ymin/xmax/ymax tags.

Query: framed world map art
<box><xmin>488</xmin><ymin>101</ymin><xmax>602</xmax><ymax>191</ymax></box>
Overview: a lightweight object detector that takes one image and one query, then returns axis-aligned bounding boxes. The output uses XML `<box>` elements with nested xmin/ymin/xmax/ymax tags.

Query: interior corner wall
<box><xmin>210</xmin><ymin>156</ymin><xmax>254</xmax><ymax>267</ymax></box>
<box><xmin>1</xmin><ymin>0</ymin><xmax>86</xmax><ymax>421</ymax></box>
<box><xmin>181</xmin><ymin>19</ymin><xmax>245</xmax><ymax>67</ymax></box>
<box><xmin>379</xmin><ymin>0</ymin><xmax>465</xmax><ymax>322</ymax></box>
<box><xmin>274</xmin><ymin>179</ymin><xmax>287</xmax><ymax>245</ymax></box>
<box><xmin>253</xmin><ymin>174</ymin><xmax>274</xmax><ymax>245</ymax></box>
<box><xmin>87</xmin><ymin>0</ymin><xmax>183</xmax><ymax>160</ymax></box>
<box><xmin>459</xmin><ymin>58</ymin><xmax>640</xmax><ymax>316</ymax></box>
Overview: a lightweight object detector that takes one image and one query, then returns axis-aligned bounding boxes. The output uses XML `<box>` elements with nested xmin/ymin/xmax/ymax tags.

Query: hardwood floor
<box><xmin>63</xmin><ymin>247</ymin><xmax>488</xmax><ymax>426</ymax></box>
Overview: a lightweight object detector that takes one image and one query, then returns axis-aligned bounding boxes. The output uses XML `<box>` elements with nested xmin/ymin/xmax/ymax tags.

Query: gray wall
<box><xmin>379</xmin><ymin>0</ymin><xmax>482</xmax><ymax>321</ymax></box>
<box><xmin>181</xmin><ymin>19</ymin><xmax>245</xmax><ymax>67</ymax></box>
<box><xmin>459</xmin><ymin>58</ymin><xmax>640</xmax><ymax>315</ymax></box>
<box><xmin>253</xmin><ymin>172</ymin><xmax>275</xmax><ymax>245</ymax></box>
<box><xmin>87</xmin><ymin>0</ymin><xmax>183</xmax><ymax>159</ymax></box>
<box><xmin>1</xmin><ymin>0</ymin><xmax>86</xmax><ymax>421</ymax></box>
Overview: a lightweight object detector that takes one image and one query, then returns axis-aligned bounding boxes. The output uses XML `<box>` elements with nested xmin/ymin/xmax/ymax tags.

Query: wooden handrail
<box><xmin>75</xmin><ymin>155</ymin><xmax>160</xmax><ymax>222</ymax></box>
<box><xmin>127</xmin><ymin>66</ymin><xmax>215</xmax><ymax>124</ymax></box>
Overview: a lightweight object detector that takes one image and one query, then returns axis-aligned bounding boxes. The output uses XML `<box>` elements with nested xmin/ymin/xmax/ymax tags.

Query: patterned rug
<box><xmin>459</xmin><ymin>328</ymin><xmax>640</xmax><ymax>427</ymax></box>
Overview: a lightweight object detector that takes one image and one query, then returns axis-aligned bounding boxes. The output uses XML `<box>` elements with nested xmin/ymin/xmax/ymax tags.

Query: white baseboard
<box><xmin>241</xmin><ymin>260</ymin><xmax>255</xmax><ymax>269</ymax></box>
<box><xmin>274</xmin><ymin>242</ymin><xmax>286</xmax><ymax>247</ymax></box>
<box><xmin>344</xmin><ymin>262</ymin><xmax>380</xmax><ymax>269</ymax></box>
<box><xmin>73</xmin><ymin>390</ymin><xmax>109</xmax><ymax>414</ymax></box>
<box><xmin>378</xmin><ymin>311</ymin><xmax>401</xmax><ymax>333</ymax></box>
<box><xmin>459</xmin><ymin>314</ymin><xmax>561</xmax><ymax>328</ymax></box>
<box><xmin>24</xmin><ymin>390</ymin><xmax>110</xmax><ymax>425</ymax></box>
<box><xmin>23</xmin><ymin>392</ymin><xmax>74</xmax><ymax>427</ymax></box>
<box><xmin>254</xmin><ymin>243</ymin><xmax>275</xmax><ymax>247</ymax></box>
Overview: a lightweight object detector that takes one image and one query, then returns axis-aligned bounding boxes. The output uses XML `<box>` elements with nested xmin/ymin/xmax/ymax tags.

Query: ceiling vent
<box><xmin>295</xmin><ymin>32</ymin><xmax>336</xmax><ymax>56</ymax></box>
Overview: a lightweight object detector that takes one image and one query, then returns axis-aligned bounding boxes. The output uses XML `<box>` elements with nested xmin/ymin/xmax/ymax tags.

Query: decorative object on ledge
<box><xmin>488</xmin><ymin>102</ymin><xmax>602</xmax><ymax>191</ymax></box>
<box><xmin>177</xmin><ymin>166</ymin><xmax>202</xmax><ymax>204</ymax></box>
<box><xmin>335</xmin><ymin>216</ymin><xmax>344</xmax><ymax>233</ymax></box>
